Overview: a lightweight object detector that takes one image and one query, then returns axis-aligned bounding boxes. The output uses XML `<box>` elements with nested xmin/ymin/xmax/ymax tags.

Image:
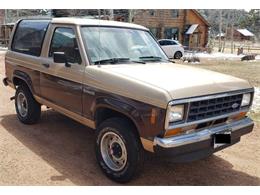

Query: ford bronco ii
<box><xmin>3</xmin><ymin>18</ymin><xmax>254</xmax><ymax>183</ymax></box>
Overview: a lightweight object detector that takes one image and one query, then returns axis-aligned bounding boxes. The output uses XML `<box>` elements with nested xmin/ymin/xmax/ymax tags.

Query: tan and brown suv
<box><xmin>3</xmin><ymin>18</ymin><xmax>254</xmax><ymax>183</ymax></box>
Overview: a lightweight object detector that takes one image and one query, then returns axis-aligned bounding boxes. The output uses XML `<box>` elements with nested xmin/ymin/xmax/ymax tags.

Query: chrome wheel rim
<box><xmin>100</xmin><ymin>130</ymin><xmax>127</xmax><ymax>171</ymax></box>
<box><xmin>17</xmin><ymin>92</ymin><xmax>28</xmax><ymax>117</ymax></box>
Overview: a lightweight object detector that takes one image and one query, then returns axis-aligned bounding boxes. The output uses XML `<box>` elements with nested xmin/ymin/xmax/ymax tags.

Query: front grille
<box><xmin>187</xmin><ymin>94</ymin><xmax>243</xmax><ymax>122</ymax></box>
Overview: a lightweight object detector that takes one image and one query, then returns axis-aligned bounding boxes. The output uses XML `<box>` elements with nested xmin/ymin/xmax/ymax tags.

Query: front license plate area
<box><xmin>213</xmin><ymin>131</ymin><xmax>231</xmax><ymax>148</ymax></box>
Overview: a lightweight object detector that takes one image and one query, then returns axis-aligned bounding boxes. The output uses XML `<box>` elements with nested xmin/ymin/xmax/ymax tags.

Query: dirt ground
<box><xmin>0</xmin><ymin>52</ymin><xmax>260</xmax><ymax>185</ymax></box>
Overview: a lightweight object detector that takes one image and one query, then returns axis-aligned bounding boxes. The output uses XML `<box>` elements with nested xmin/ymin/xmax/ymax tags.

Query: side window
<box><xmin>149</xmin><ymin>27</ymin><xmax>158</xmax><ymax>37</ymax></box>
<box><xmin>164</xmin><ymin>27</ymin><xmax>179</xmax><ymax>40</ymax></box>
<box><xmin>11</xmin><ymin>20</ymin><xmax>49</xmax><ymax>56</ymax></box>
<box><xmin>170</xmin><ymin>41</ymin><xmax>177</xmax><ymax>45</ymax></box>
<box><xmin>159</xmin><ymin>41</ymin><xmax>167</xmax><ymax>46</ymax></box>
<box><xmin>164</xmin><ymin>41</ymin><xmax>171</xmax><ymax>46</ymax></box>
<box><xmin>172</xmin><ymin>10</ymin><xmax>179</xmax><ymax>18</ymax></box>
<box><xmin>49</xmin><ymin>27</ymin><xmax>82</xmax><ymax>64</ymax></box>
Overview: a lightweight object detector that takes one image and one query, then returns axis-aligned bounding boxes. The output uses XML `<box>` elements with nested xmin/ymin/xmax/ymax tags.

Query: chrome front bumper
<box><xmin>154</xmin><ymin>117</ymin><xmax>254</xmax><ymax>148</ymax></box>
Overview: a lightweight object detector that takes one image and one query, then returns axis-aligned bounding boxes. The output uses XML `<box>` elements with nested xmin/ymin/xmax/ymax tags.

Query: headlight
<box><xmin>241</xmin><ymin>93</ymin><xmax>251</xmax><ymax>107</ymax></box>
<box><xmin>167</xmin><ymin>104</ymin><xmax>185</xmax><ymax>123</ymax></box>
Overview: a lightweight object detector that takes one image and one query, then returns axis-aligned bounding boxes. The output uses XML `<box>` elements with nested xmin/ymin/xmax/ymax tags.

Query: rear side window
<box><xmin>11</xmin><ymin>20</ymin><xmax>49</xmax><ymax>56</ymax></box>
<box><xmin>170</xmin><ymin>41</ymin><xmax>177</xmax><ymax>45</ymax></box>
<box><xmin>162</xmin><ymin>40</ymin><xmax>177</xmax><ymax>46</ymax></box>
<box><xmin>162</xmin><ymin>41</ymin><xmax>171</xmax><ymax>46</ymax></box>
<box><xmin>159</xmin><ymin>41</ymin><xmax>165</xmax><ymax>46</ymax></box>
<box><xmin>164</xmin><ymin>41</ymin><xmax>171</xmax><ymax>45</ymax></box>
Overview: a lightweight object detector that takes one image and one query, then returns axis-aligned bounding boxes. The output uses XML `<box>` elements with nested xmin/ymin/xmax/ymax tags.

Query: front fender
<box><xmin>93</xmin><ymin>96</ymin><xmax>166</xmax><ymax>138</ymax></box>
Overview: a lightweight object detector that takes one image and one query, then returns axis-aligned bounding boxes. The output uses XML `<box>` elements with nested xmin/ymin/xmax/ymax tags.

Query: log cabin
<box><xmin>130</xmin><ymin>9</ymin><xmax>210</xmax><ymax>49</ymax></box>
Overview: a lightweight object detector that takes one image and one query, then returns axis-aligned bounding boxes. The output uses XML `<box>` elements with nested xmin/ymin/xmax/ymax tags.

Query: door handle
<box><xmin>42</xmin><ymin>63</ymin><xmax>50</xmax><ymax>68</ymax></box>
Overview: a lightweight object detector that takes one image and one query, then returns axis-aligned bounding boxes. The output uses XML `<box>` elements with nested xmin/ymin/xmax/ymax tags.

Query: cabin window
<box><xmin>149</xmin><ymin>10</ymin><xmax>156</xmax><ymax>16</ymax></box>
<box><xmin>149</xmin><ymin>27</ymin><xmax>160</xmax><ymax>38</ymax></box>
<box><xmin>164</xmin><ymin>27</ymin><xmax>179</xmax><ymax>40</ymax></box>
<box><xmin>172</xmin><ymin>10</ymin><xmax>179</xmax><ymax>18</ymax></box>
<box><xmin>11</xmin><ymin>20</ymin><xmax>49</xmax><ymax>56</ymax></box>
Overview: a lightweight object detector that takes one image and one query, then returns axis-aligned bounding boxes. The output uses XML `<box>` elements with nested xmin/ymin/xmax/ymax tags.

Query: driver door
<box><xmin>40</xmin><ymin>25</ymin><xmax>84</xmax><ymax>115</ymax></box>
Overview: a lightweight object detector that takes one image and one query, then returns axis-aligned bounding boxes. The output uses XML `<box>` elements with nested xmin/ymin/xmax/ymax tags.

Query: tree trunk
<box><xmin>108</xmin><ymin>9</ymin><xmax>114</xmax><ymax>20</ymax></box>
<box><xmin>218</xmin><ymin>10</ymin><xmax>222</xmax><ymax>52</ymax></box>
<box><xmin>128</xmin><ymin>9</ymin><xmax>134</xmax><ymax>23</ymax></box>
<box><xmin>230</xmin><ymin>10</ymin><xmax>235</xmax><ymax>54</ymax></box>
<box><xmin>231</xmin><ymin>23</ymin><xmax>234</xmax><ymax>53</ymax></box>
<box><xmin>182</xmin><ymin>10</ymin><xmax>187</xmax><ymax>46</ymax></box>
<box><xmin>222</xmin><ymin>11</ymin><xmax>230</xmax><ymax>53</ymax></box>
<box><xmin>98</xmin><ymin>9</ymin><xmax>101</xmax><ymax>19</ymax></box>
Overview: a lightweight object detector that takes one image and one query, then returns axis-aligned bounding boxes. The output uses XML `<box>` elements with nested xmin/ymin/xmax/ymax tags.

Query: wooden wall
<box><xmin>185</xmin><ymin>10</ymin><xmax>208</xmax><ymax>48</ymax></box>
<box><xmin>0</xmin><ymin>10</ymin><xmax>5</xmax><ymax>25</ymax></box>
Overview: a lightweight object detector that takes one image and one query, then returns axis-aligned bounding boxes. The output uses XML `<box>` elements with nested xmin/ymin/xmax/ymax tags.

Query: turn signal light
<box><xmin>164</xmin><ymin>124</ymin><xmax>197</xmax><ymax>138</ymax></box>
<box><xmin>228</xmin><ymin>112</ymin><xmax>247</xmax><ymax>122</ymax></box>
<box><xmin>164</xmin><ymin>128</ymin><xmax>183</xmax><ymax>137</ymax></box>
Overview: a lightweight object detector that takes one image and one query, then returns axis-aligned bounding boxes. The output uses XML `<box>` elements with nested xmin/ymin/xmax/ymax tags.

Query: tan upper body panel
<box><xmin>51</xmin><ymin>17</ymin><xmax>148</xmax><ymax>30</ymax></box>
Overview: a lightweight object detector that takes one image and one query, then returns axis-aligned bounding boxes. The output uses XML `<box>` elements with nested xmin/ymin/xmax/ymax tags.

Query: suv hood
<box><xmin>87</xmin><ymin>63</ymin><xmax>251</xmax><ymax>108</ymax></box>
<box><xmin>99</xmin><ymin>63</ymin><xmax>251</xmax><ymax>99</ymax></box>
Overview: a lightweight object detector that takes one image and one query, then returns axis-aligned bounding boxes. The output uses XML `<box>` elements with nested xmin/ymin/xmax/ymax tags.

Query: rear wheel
<box><xmin>174</xmin><ymin>51</ymin><xmax>183</xmax><ymax>59</ymax></box>
<box><xmin>95</xmin><ymin>117</ymin><xmax>144</xmax><ymax>183</ymax></box>
<box><xmin>15</xmin><ymin>85</ymin><xmax>41</xmax><ymax>124</ymax></box>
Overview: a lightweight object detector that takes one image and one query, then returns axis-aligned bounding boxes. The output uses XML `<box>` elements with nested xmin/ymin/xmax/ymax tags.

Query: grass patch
<box><xmin>180</xmin><ymin>60</ymin><xmax>260</xmax><ymax>87</ymax></box>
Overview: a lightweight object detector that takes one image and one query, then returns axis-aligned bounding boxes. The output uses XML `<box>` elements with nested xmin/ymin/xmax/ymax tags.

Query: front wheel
<box><xmin>95</xmin><ymin>118</ymin><xmax>144</xmax><ymax>183</ymax></box>
<box><xmin>174</xmin><ymin>51</ymin><xmax>183</xmax><ymax>59</ymax></box>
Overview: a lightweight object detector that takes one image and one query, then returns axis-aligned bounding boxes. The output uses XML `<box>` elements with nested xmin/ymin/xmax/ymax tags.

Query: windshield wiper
<box><xmin>139</xmin><ymin>56</ymin><xmax>170</xmax><ymax>62</ymax></box>
<box><xmin>139</xmin><ymin>56</ymin><xmax>162</xmax><ymax>60</ymax></box>
<box><xmin>94</xmin><ymin>58</ymin><xmax>146</xmax><ymax>65</ymax></box>
<box><xmin>94</xmin><ymin>58</ymin><xmax>130</xmax><ymax>65</ymax></box>
<box><xmin>130</xmin><ymin>60</ymin><xmax>146</xmax><ymax>64</ymax></box>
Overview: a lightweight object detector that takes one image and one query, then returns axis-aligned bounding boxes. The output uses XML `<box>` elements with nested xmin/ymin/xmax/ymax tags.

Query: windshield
<box><xmin>81</xmin><ymin>26</ymin><xmax>168</xmax><ymax>65</ymax></box>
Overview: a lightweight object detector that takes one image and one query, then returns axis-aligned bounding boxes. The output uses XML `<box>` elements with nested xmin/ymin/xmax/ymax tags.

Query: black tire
<box><xmin>95</xmin><ymin>117</ymin><xmax>144</xmax><ymax>183</ymax></box>
<box><xmin>174</xmin><ymin>51</ymin><xmax>183</xmax><ymax>59</ymax></box>
<box><xmin>15</xmin><ymin>85</ymin><xmax>41</xmax><ymax>124</ymax></box>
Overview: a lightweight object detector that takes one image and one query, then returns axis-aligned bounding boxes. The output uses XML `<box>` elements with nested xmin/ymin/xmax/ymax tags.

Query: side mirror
<box><xmin>53</xmin><ymin>52</ymin><xmax>71</xmax><ymax>67</ymax></box>
<box><xmin>53</xmin><ymin>52</ymin><xmax>66</xmax><ymax>63</ymax></box>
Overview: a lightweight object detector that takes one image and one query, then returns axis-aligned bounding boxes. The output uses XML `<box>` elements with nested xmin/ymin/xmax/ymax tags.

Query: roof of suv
<box><xmin>51</xmin><ymin>17</ymin><xmax>148</xmax><ymax>30</ymax></box>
